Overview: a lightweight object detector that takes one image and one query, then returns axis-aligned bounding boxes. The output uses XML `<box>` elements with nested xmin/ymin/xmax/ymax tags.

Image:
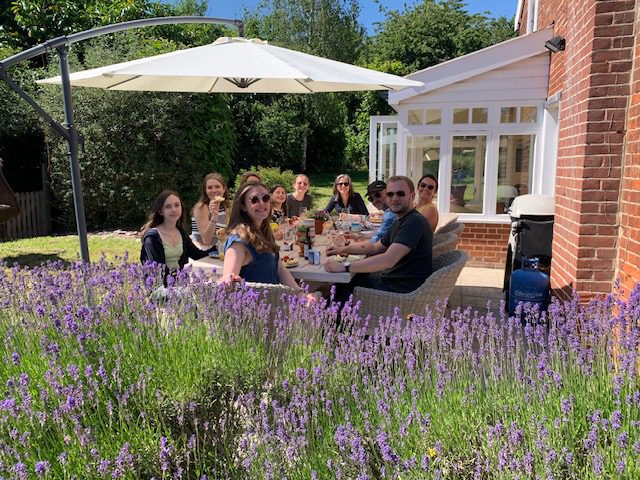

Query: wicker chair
<box><xmin>352</xmin><ymin>250</ymin><xmax>469</xmax><ymax>334</ymax></box>
<box><xmin>434</xmin><ymin>221</ymin><xmax>465</xmax><ymax>240</ymax></box>
<box><xmin>435</xmin><ymin>213</ymin><xmax>458</xmax><ymax>233</ymax></box>
<box><xmin>432</xmin><ymin>232</ymin><xmax>458</xmax><ymax>259</ymax></box>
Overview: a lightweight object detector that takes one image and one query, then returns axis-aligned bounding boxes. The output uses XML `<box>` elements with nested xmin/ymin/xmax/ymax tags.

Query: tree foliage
<box><xmin>372</xmin><ymin>0</ymin><xmax>516</xmax><ymax>73</ymax></box>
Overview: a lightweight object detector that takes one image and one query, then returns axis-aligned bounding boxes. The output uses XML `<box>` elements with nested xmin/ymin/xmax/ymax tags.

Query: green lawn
<box><xmin>0</xmin><ymin>235</ymin><xmax>139</xmax><ymax>266</ymax></box>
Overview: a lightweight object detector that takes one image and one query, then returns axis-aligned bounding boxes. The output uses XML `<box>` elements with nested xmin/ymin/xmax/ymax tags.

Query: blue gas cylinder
<box><xmin>508</xmin><ymin>257</ymin><xmax>550</xmax><ymax>316</ymax></box>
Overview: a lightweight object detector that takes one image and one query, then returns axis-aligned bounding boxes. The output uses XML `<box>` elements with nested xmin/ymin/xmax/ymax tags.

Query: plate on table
<box><xmin>282</xmin><ymin>255</ymin><xmax>299</xmax><ymax>268</ymax></box>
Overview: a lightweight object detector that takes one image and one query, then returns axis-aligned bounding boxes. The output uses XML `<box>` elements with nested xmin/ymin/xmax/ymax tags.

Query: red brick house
<box><xmin>370</xmin><ymin>0</ymin><xmax>639</xmax><ymax>300</ymax></box>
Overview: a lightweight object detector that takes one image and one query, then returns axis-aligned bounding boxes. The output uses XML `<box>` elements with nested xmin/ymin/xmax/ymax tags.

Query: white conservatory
<box><xmin>369</xmin><ymin>27</ymin><xmax>558</xmax><ymax>225</ymax></box>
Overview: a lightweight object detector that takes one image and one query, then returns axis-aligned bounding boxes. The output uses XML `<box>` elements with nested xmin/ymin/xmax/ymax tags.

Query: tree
<box><xmin>372</xmin><ymin>0</ymin><xmax>516</xmax><ymax>73</ymax></box>
<box><xmin>236</xmin><ymin>0</ymin><xmax>366</xmax><ymax>174</ymax></box>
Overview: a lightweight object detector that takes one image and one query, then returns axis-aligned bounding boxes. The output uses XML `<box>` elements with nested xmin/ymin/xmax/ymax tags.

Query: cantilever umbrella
<box><xmin>38</xmin><ymin>36</ymin><xmax>423</xmax><ymax>93</ymax></box>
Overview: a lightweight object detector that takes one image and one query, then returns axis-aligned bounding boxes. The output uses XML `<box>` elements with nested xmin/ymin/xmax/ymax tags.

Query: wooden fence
<box><xmin>2</xmin><ymin>190</ymin><xmax>51</xmax><ymax>239</ymax></box>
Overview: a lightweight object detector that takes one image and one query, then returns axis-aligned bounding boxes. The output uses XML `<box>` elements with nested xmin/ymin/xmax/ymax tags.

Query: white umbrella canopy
<box><xmin>38</xmin><ymin>36</ymin><xmax>422</xmax><ymax>93</ymax></box>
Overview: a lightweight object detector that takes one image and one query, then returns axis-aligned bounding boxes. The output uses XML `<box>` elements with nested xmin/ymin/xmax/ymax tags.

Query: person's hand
<box><xmin>209</xmin><ymin>200</ymin><xmax>220</xmax><ymax>218</ymax></box>
<box><xmin>324</xmin><ymin>260</ymin><xmax>345</xmax><ymax>273</ymax></box>
<box><xmin>217</xmin><ymin>272</ymin><xmax>242</xmax><ymax>285</ymax></box>
<box><xmin>346</xmin><ymin>232</ymin><xmax>362</xmax><ymax>241</ymax></box>
<box><xmin>326</xmin><ymin>245</ymin><xmax>346</xmax><ymax>257</ymax></box>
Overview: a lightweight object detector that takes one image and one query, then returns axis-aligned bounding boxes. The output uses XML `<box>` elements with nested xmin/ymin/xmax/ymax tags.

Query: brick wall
<box><xmin>457</xmin><ymin>223</ymin><xmax>510</xmax><ymax>268</ymax></box>
<box><xmin>519</xmin><ymin>0</ymin><xmax>634</xmax><ymax>300</ymax></box>
<box><xmin>616</xmin><ymin>7</ymin><xmax>640</xmax><ymax>299</ymax></box>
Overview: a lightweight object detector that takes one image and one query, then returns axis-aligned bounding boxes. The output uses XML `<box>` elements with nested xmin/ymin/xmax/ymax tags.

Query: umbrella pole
<box><xmin>58</xmin><ymin>46</ymin><xmax>90</xmax><ymax>263</ymax></box>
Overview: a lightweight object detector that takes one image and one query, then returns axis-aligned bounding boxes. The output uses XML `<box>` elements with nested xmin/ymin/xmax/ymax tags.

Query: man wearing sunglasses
<box><xmin>348</xmin><ymin>180</ymin><xmax>396</xmax><ymax>244</ymax></box>
<box><xmin>325</xmin><ymin>176</ymin><xmax>433</xmax><ymax>299</ymax></box>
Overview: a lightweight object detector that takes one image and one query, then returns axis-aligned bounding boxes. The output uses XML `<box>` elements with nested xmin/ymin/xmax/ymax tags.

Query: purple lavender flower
<box><xmin>611</xmin><ymin>410</ymin><xmax>622</xmax><ymax>430</ymax></box>
<box><xmin>35</xmin><ymin>460</ymin><xmax>51</xmax><ymax>477</ymax></box>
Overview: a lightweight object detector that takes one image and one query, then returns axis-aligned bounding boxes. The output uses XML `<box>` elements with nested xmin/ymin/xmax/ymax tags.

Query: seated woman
<box><xmin>220</xmin><ymin>182</ymin><xmax>309</xmax><ymax>297</ymax></box>
<box><xmin>191</xmin><ymin>173</ymin><xmax>230</xmax><ymax>247</ymax></box>
<box><xmin>286</xmin><ymin>174</ymin><xmax>313</xmax><ymax>217</ymax></box>
<box><xmin>324</xmin><ymin>173</ymin><xmax>368</xmax><ymax>216</ymax></box>
<box><xmin>415</xmin><ymin>174</ymin><xmax>439</xmax><ymax>232</ymax></box>
<box><xmin>141</xmin><ymin>190</ymin><xmax>213</xmax><ymax>282</ymax></box>
<box><xmin>270</xmin><ymin>184</ymin><xmax>288</xmax><ymax>223</ymax></box>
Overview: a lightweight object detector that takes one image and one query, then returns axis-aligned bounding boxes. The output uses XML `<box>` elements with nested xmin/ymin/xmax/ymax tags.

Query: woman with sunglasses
<box><xmin>191</xmin><ymin>172</ymin><xmax>230</xmax><ymax>247</ymax></box>
<box><xmin>416</xmin><ymin>174</ymin><xmax>439</xmax><ymax>232</ymax></box>
<box><xmin>219</xmin><ymin>182</ymin><xmax>301</xmax><ymax>289</ymax></box>
<box><xmin>324</xmin><ymin>173</ymin><xmax>368</xmax><ymax>216</ymax></box>
<box><xmin>141</xmin><ymin>190</ymin><xmax>214</xmax><ymax>284</ymax></box>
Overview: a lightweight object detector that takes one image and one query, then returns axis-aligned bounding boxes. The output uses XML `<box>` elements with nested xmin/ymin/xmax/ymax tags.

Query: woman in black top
<box><xmin>324</xmin><ymin>173</ymin><xmax>368</xmax><ymax>215</ymax></box>
<box><xmin>140</xmin><ymin>190</ymin><xmax>212</xmax><ymax>283</ymax></box>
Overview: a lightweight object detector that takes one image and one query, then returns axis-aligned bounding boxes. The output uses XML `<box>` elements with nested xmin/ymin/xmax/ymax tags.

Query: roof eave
<box><xmin>388</xmin><ymin>26</ymin><xmax>553</xmax><ymax>106</ymax></box>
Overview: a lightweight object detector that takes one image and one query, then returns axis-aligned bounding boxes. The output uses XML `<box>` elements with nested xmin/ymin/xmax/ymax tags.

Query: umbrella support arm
<box><xmin>0</xmin><ymin>16</ymin><xmax>243</xmax><ymax>263</ymax></box>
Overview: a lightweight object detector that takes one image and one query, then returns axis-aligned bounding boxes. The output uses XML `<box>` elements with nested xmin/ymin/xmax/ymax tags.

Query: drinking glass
<box><xmin>299</xmin><ymin>207</ymin><xmax>308</xmax><ymax>218</ymax></box>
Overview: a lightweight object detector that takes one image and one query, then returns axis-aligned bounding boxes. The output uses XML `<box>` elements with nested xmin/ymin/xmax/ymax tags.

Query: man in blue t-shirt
<box><xmin>325</xmin><ymin>176</ymin><xmax>433</xmax><ymax>297</ymax></box>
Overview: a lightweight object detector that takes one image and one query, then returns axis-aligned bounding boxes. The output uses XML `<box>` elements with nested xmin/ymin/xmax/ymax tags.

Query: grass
<box><xmin>308</xmin><ymin>169</ymin><xmax>369</xmax><ymax>208</ymax></box>
<box><xmin>0</xmin><ymin>234</ymin><xmax>139</xmax><ymax>266</ymax></box>
<box><xmin>0</xmin><ymin>170</ymin><xmax>368</xmax><ymax>267</ymax></box>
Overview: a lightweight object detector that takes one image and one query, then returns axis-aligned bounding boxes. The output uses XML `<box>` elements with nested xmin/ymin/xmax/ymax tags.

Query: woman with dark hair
<box><xmin>191</xmin><ymin>173</ymin><xmax>230</xmax><ymax>246</ymax></box>
<box><xmin>238</xmin><ymin>171</ymin><xmax>262</xmax><ymax>185</ymax></box>
<box><xmin>324</xmin><ymin>173</ymin><xmax>368</xmax><ymax>215</ymax></box>
<box><xmin>270</xmin><ymin>184</ymin><xmax>288</xmax><ymax>223</ymax></box>
<box><xmin>140</xmin><ymin>190</ymin><xmax>213</xmax><ymax>281</ymax></box>
<box><xmin>286</xmin><ymin>174</ymin><xmax>313</xmax><ymax>217</ymax></box>
<box><xmin>219</xmin><ymin>182</ymin><xmax>304</xmax><ymax>291</ymax></box>
<box><xmin>416</xmin><ymin>174</ymin><xmax>439</xmax><ymax>232</ymax></box>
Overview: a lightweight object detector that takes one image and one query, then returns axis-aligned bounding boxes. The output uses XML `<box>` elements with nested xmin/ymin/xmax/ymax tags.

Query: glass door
<box><xmin>369</xmin><ymin>116</ymin><xmax>398</xmax><ymax>182</ymax></box>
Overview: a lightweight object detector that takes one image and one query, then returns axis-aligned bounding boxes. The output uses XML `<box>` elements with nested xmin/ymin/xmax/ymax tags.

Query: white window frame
<box><xmin>527</xmin><ymin>0</ymin><xmax>539</xmax><ymax>34</ymax></box>
<box><xmin>397</xmin><ymin>102</ymin><xmax>544</xmax><ymax>223</ymax></box>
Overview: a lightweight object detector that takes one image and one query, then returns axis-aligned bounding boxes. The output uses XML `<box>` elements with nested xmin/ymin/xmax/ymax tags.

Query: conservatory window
<box><xmin>450</xmin><ymin>135</ymin><xmax>486</xmax><ymax>214</ymax></box>
<box><xmin>497</xmin><ymin>134</ymin><xmax>535</xmax><ymax>214</ymax></box>
<box><xmin>408</xmin><ymin>109</ymin><xmax>423</xmax><ymax>125</ymax></box>
<box><xmin>471</xmin><ymin>108</ymin><xmax>488</xmax><ymax>124</ymax></box>
<box><xmin>500</xmin><ymin>107</ymin><xmax>517</xmax><ymax>123</ymax></box>
<box><xmin>520</xmin><ymin>106</ymin><xmax>537</xmax><ymax>123</ymax></box>
<box><xmin>425</xmin><ymin>109</ymin><xmax>441</xmax><ymax>125</ymax></box>
<box><xmin>453</xmin><ymin>108</ymin><xmax>469</xmax><ymax>124</ymax></box>
<box><xmin>406</xmin><ymin>136</ymin><xmax>440</xmax><ymax>183</ymax></box>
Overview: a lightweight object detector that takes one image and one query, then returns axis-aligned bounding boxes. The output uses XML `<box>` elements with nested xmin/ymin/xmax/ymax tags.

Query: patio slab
<box><xmin>449</xmin><ymin>266</ymin><xmax>505</xmax><ymax>314</ymax></box>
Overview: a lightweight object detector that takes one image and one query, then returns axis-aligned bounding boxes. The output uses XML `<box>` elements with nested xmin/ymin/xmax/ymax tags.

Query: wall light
<box><xmin>545</xmin><ymin>36</ymin><xmax>565</xmax><ymax>53</ymax></box>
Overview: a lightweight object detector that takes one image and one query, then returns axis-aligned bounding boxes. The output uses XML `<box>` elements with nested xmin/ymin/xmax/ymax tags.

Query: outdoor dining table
<box><xmin>187</xmin><ymin>234</ymin><xmax>361</xmax><ymax>285</ymax></box>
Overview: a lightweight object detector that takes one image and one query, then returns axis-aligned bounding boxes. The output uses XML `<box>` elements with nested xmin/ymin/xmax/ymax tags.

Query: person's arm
<box><xmin>219</xmin><ymin>242</ymin><xmax>249</xmax><ymax>284</ymax></box>
<box><xmin>327</xmin><ymin>238</ymin><xmax>385</xmax><ymax>257</ymax></box>
<box><xmin>420</xmin><ymin>205</ymin><xmax>438</xmax><ymax>232</ymax></box>
<box><xmin>140</xmin><ymin>230</ymin><xmax>164</xmax><ymax>264</ymax></box>
<box><xmin>351</xmin><ymin>193</ymin><xmax>369</xmax><ymax>216</ymax></box>
<box><xmin>370</xmin><ymin>211</ymin><xmax>396</xmax><ymax>243</ymax></box>
<box><xmin>193</xmin><ymin>203</ymin><xmax>219</xmax><ymax>246</ymax></box>
<box><xmin>277</xmin><ymin>261</ymin><xmax>302</xmax><ymax>289</ymax></box>
<box><xmin>182</xmin><ymin>230</ymin><xmax>213</xmax><ymax>261</ymax></box>
<box><xmin>324</xmin><ymin>197</ymin><xmax>336</xmax><ymax>214</ymax></box>
<box><xmin>325</xmin><ymin>242</ymin><xmax>410</xmax><ymax>273</ymax></box>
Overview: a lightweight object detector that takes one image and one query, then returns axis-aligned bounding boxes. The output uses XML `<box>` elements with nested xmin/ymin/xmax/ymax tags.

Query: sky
<box><xmin>206</xmin><ymin>1</ymin><xmax>517</xmax><ymax>34</ymax></box>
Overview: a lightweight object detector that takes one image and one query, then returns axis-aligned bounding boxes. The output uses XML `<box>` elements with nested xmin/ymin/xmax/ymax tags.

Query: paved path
<box><xmin>449</xmin><ymin>267</ymin><xmax>505</xmax><ymax>315</ymax></box>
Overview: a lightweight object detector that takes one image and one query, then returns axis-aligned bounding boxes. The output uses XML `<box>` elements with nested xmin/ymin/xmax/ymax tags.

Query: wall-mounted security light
<box><xmin>545</xmin><ymin>36</ymin><xmax>566</xmax><ymax>53</ymax></box>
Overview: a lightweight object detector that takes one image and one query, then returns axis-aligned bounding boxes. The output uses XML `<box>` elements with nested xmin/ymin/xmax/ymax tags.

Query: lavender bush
<box><xmin>0</xmin><ymin>258</ymin><xmax>638</xmax><ymax>479</ymax></box>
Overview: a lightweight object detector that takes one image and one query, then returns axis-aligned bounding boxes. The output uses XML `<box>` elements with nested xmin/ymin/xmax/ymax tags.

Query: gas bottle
<box><xmin>508</xmin><ymin>257</ymin><xmax>550</xmax><ymax>317</ymax></box>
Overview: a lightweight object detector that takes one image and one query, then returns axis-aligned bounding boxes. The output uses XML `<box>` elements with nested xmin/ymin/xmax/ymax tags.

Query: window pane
<box><xmin>406</xmin><ymin>135</ymin><xmax>440</xmax><ymax>186</ymax></box>
<box><xmin>451</xmin><ymin>135</ymin><xmax>486</xmax><ymax>214</ymax></box>
<box><xmin>520</xmin><ymin>106</ymin><xmax>537</xmax><ymax>123</ymax></box>
<box><xmin>497</xmin><ymin>134</ymin><xmax>535</xmax><ymax>214</ymax></box>
<box><xmin>500</xmin><ymin>107</ymin><xmax>517</xmax><ymax>123</ymax></box>
<box><xmin>425</xmin><ymin>109</ymin><xmax>441</xmax><ymax>125</ymax></box>
<box><xmin>453</xmin><ymin>108</ymin><xmax>469</xmax><ymax>124</ymax></box>
<box><xmin>408</xmin><ymin>109</ymin><xmax>423</xmax><ymax>125</ymax></box>
<box><xmin>471</xmin><ymin>107</ymin><xmax>488</xmax><ymax>123</ymax></box>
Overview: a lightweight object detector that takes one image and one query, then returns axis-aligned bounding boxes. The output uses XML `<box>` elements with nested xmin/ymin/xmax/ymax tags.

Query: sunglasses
<box><xmin>419</xmin><ymin>183</ymin><xmax>436</xmax><ymax>191</ymax></box>
<box><xmin>386</xmin><ymin>191</ymin><xmax>407</xmax><ymax>198</ymax></box>
<box><xmin>337</xmin><ymin>182</ymin><xmax>350</xmax><ymax>187</ymax></box>
<box><xmin>367</xmin><ymin>191</ymin><xmax>383</xmax><ymax>201</ymax></box>
<box><xmin>248</xmin><ymin>193</ymin><xmax>271</xmax><ymax>205</ymax></box>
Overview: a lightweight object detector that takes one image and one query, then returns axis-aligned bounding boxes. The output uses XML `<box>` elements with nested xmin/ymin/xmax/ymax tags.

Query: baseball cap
<box><xmin>367</xmin><ymin>180</ymin><xmax>386</xmax><ymax>196</ymax></box>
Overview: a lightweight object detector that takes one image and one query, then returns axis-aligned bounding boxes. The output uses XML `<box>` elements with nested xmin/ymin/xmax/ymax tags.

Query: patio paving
<box><xmin>449</xmin><ymin>266</ymin><xmax>505</xmax><ymax>315</ymax></box>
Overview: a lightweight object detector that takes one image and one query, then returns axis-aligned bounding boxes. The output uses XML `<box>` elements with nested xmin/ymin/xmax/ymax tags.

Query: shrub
<box><xmin>233</xmin><ymin>165</ymin><xmax>297</xmax><ymax>193</ymax></box>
